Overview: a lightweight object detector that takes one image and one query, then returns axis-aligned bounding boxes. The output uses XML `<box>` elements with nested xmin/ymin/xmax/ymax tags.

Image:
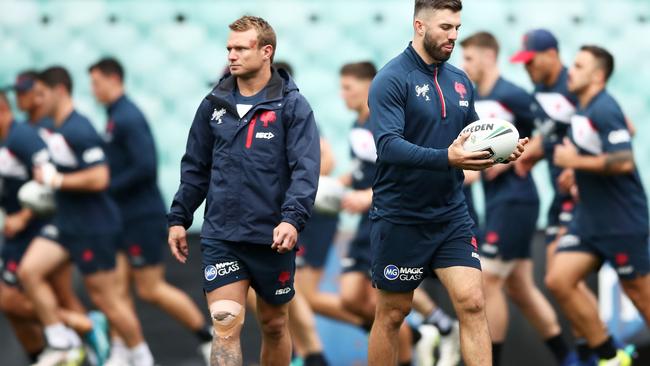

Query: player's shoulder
<box><xmin>372</xmin><ymin>57</ymin><xmax>411</xmax><ymax>94</ymax></box>
<box><xmin>495</xmin><ymin>78</ymin><xmax>532</xmax><ymax>103</ymax></box>
<box><xmin>589</xmin><ymin>90</ymin><xmax>624</xmax><ymax>117</ymax></box>
<box><xmin>111</xmin><ymin>96</ymin><xmax>147</xmax><ymax>124</ymax></box>
<box><xmin>8</xmin><ymin>121</ymin><xmax>39</xmax><ymax>146</ymax></box>
<box><xmin>441</xmin><ymin>63</ymin><xmax>471</xmax><ymax>82</ymax></box>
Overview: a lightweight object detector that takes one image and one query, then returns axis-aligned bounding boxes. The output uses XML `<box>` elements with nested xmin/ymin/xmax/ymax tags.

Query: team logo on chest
<box><xmin>415</xmin><ymin>84</ymin><xmax>431</xmax><ymax>101</ymax></box>
<box><xmin>455</xmin><ymin>81</ymin><xmax>469</xmax><ymax>107</ymax></box>
<box><xmin>211</xmin><ymin>108</ymin><xmax>226</xmax><ymax>124</ymax></box>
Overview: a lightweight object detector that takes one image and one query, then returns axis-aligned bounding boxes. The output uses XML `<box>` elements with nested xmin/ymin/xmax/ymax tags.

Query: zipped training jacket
<box><xmin>168</xmin><ymin>68</ymin><xmax>320</xmax><ymax>245</ymax></box>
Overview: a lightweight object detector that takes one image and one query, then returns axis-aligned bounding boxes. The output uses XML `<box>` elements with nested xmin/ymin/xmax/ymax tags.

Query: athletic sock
<box><xmin>129</xmin><ymin>342</ymin><xmax>154</xmax><ymax>366</ymax></box>
<box><xmin>44</xmin><ymin>323</ymin><xmax>72</xmax><ymax>349</ymax></box>
<box><xmin>592</xmin><ymin>336</ymin><xmax>617</xmax><ymax>360</ymax></box>
<box><xmin>398</xmin><ymin>361</ymin><xmax>412</xmax><ymax>366</ymax></box>
<box><xmin>194</xmin><ymin>323</ymin><xmax>213</xmax><ymax>342</ymax></box>
<box><xmin>65</xmin><ymin>327</ymin><xmax>82</xmax><ymax>348</ymax></box>
<box><xmin>492</xmin><ymin>342</ymin><xmax>503</xmax><ymax>366</ymax></box>
<box><xmin>576</xmin><ymin>338</ymin><xmax>592</xmax><ymax>361</ymax></box>
<box><xmin>28</xmin><ymin>349</ymin><xmax>44</xmax><ymax>363</ymax></box>
<box><xmin>410</xmin><ymin>325</ymin><xmax>422</xmax><ymax>345</ymax></box>
<box><xmin>111</xmin><ymin>338</ymin><xmax>129</xmax><ymax>360</ymax></box>
<box><xmin>424</xmin><ymin>307</ymin><xmax>453</xmax><ymax>335</ymax></box>
<box><xmin>303</xmin><ymin>352</ymin><xmax>328</xmax><ymax>366</ymax></box>
<box><xmin>544</xmin><ymin>334</ymin><xmax>570</xmax><ymax>362</ymax></box>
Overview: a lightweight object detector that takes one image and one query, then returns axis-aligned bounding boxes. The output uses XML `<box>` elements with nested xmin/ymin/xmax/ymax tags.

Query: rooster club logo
<box><xmin>278</xmin><ymin>271</ymin><xmax>291</xmax><ymax>286</ymax></box>
<box><xmin>259</xmin><ymin>110</ymin><xmax>277</xmax><ymax>127</ymax></box>
<box><xmin>454</xmin><ymin>81</ymin><xmax>467</xmax><ymax>99</ymax></box>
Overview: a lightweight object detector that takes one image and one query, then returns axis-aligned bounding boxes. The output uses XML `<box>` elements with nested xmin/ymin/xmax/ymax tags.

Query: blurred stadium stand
<box><xmin>1</xmin><ymin>0</ymin><xmax>649</xmax><ymax>364</ymax></box>
<box><xmin>1</xmin><ymin>0</ymin><xmax>649</xmax><ymax>232</ymax></box>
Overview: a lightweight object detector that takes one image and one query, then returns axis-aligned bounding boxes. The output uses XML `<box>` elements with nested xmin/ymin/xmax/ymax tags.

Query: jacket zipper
<box><xmin>245</xmin><ymin>116</ymin><xmax>258</xmax><ymax>149</ymax></box>
<box><xmin>433</xmin><ymin>67</ymin><xmax>446</xmax><ymax>119</ymax></box>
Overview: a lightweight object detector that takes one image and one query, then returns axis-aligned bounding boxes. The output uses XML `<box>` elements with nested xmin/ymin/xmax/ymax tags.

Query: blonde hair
<box><xmin>229</xmin><ymin>16</ymin><xmax>277</xmax><ymax>62</ymax></box>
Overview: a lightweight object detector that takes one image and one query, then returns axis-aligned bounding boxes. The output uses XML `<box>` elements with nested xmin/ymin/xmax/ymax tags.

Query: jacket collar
<box><xmin>210</xmin><ymin>67</ymin><xmax>290</xmax><ymax>108</ymax></box>
<box><xmin>405</xmin><ymin>42</ymin><xmax>445</xmax><ymax>75</ymax></box>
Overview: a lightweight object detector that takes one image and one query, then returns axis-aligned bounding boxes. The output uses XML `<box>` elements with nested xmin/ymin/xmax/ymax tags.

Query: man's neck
<box><xmin>0</xmin><ymin>117</ymin><xmax>13</xmax><ymax>140</ymax></box>
<box><xmin>54</xmin><ymin>98</ymin><xmax>74</xmax><ymax>126</ymax></box>
<box><xmin>544</xmin><ymin>60</ymin><xmax>564</xmax><ymax>88</ymax></box>
<box><xmin>237</xmin><ymin>66</ymin><xmax>272</xmax><ymax>97</ymax></box>
<box><xmin>477</xmin><ymin>67</ymin><xmax>500</xmax><ymax>97</ymax></box>
<box><xmin>578</xmin><ymin>83</ymin><xmax>604</xmax><ymax>109</ymax></box>
<box><xmin>357</xmin><ymin>106</ymin><xmax>370</xmax><ymax>123</ymax></box>
<box><xmin>28</xmin><ymin>108</ymin><xmax>48</xmax><ymax>124</ymax></box>
<box><xmin>106</xmin><ymin>88</ymin><xmax>125</xmax><ymax>106</ymax></box>
<box><xmin>412</xmin><ymin>39</ymin><xmax>438</xmax><ymax>65</ymax></box>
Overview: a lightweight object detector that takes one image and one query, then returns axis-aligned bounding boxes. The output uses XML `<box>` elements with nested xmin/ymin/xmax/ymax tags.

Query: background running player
<box><xmin>88</xmin><ymin>57</ymin><xmax>214</xmax><ymax>364</ymax></box>
<box><xmin>18</xmin><ymin>67</ymin><xmax>154</xmax><ymax>366</ymax></box>
<box><xmin>461</xmin><ymin>31</ymin><xmax>572</xmax><ymax>365</ymax></box>
<box><xmin>547</xmin><ymin>45</ymin><xmax>650</xmax><ymax>366</ymax></box>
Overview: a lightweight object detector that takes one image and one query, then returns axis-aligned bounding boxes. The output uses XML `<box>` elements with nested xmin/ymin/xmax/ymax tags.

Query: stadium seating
<box><xmin>1</xmin><ymin>0</ymin><xmax>648</xmax><ymax>229</ymax></box>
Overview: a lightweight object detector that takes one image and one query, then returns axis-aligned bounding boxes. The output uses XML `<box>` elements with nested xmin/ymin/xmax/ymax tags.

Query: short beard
<box><xmin>423</xmin><ymin>31</ymin><xmax>453</xmax><ymax>63</ymax></box>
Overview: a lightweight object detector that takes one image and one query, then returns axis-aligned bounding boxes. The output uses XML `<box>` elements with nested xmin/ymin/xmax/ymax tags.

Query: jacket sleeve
<box><xmin>109</xmin><ymin>115</ymin><xmax>157</xmax><ymax>195</ymax></box>
<box><xmin>370</xmin><ymin>72</ymin><xmax>449</xmax><ymax>170</ymax></box>
<box><xmin>281</xmin><ymin>94</ymin><xmax>320</xmax><ymax>232</ymax></box>
<box><xmin>167</xmin><ymin>99</ymin><xmax>214</xmax><ymax>229</ymax></box>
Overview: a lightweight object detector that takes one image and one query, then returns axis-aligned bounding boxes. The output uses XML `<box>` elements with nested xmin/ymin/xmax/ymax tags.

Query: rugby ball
<box><xmin>314</xmin><ymin>176</ymin><xmax>345</xmax><ymax>214</ymax></box>
<box><xmin>18</xmin><ymin>180</ymin><xmax>56</xmax><ymax>216</ymax></box>
<box><xmin>461</xmin><ymin>118</ymin><xmax>519</xmax><ymax>163</ymax></box>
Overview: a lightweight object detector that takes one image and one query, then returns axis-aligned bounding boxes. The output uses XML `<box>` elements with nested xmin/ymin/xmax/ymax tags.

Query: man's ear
<box><xmin>262</xmin><ymin>45</ymin><xmax>274</xmax><ymax>61</ymax></box>
<box><xmin>414</xmin><ymin>19</ymin><xmax>426</xmax><ymax>37</ymax></box>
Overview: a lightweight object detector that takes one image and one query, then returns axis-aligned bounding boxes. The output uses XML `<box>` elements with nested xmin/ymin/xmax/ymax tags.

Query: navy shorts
<box><xmin>556</xmin><ymin>228</ymin><xmax>650</xmax><ymax>280</ymax></box>
<box><xmin>370</xmin><ymin>216</ymin><xmax>481</xmax><ymax>292</ymax></box>
<box><xmin>480</xmin><ymin>202</ymin><xmax>539</xmax><ymax>260</ymax></box>
<box><xmin>341</xmin><ymin>215</ymin><xmax>372</xmax><ymax>276</ymax></box>
<box><xmin>201</xmin><ymin>240</ymin><xmax>296</xmax><ymax>305</ymax></box>
<box><xmin>40</xmin><ymin>224</ymin><xmax>118</xmax><ymax>275</ymax></box>
<box><xmin>118</xmin><ymin>216</ymin><xmax>167</xmax><ymax>268</ymax></box>
<box><xmin>545</xmin><ymin>194</ymin><xmax>576</xmax><ymax>245</ymax></box>
<box><xmin>296</xmin><ymin>211</ymin><xmax>338</xmax><ymax>269</ymax></box>
<box><xmin>0</xmin><ymin>238</ymin><xmax>31</xmax><ymax>287</ymax></box>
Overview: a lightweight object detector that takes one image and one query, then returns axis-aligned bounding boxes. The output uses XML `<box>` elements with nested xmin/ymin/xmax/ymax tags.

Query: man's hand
<box><xmin>341</xmin><ymin>189</ymin><xmax>372</xmax><ymax>214</ymax></box>
<box><xmin>168</xmin><ymin>225</ymin><xmax>189</xmax><ymax>263</ymax></box>
<box><xmin>272</xmin><ymin>222</ymin><xmax>298</xmax><ymax>254</ymax></box>
<box><xmin>448</xmin><ymin>133</ymin><xmax>495</xmax><ymax>171</ymax></box>
<box><xmin>554</xmin><ymin>138</ymin><xmax>579</xmax><ymax>169</ymax></box>
<box><xmin>33</xmin><ymin>164</ymin><xmax>63</xmax><ymax>189</ymax></box>
<box><xmin>506</xmin><ymin>138</ymin><xmax>529</xmax><ymax>163</ymax></box>
<box><xmin>557</xmin><ymin>168</ymin><xmax>575</xmax><ymax>194</ymax></box>
<box><xmin>4</xmin><ymin>213</ymin><xmax>29</xmax><ymax>239</ymax></box>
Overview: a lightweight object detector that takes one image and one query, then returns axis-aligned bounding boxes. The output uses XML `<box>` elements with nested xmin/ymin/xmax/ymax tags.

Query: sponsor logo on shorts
<box><xmin>472</xmin><ymin>252</ymin><xmax>480</xmax><ymax>260</ymax></box>
<box><xmin>557</xmin><ymin>234</ymin><xmax>580</xmax><ymax>249</ymax></box>
<box><xmin>204</xmin><ymin>261</ymin><xmax>240</xmax><ymax>281</ymax></box>
<box><xmin>204</xmin><ymin>265</ymin><xmax>218</xmax><ymax>281</ymax></box>
<box><xmin>481</xmin><ymin>243</ymin><xmax>498</xmax><ymax>255</ymax></box>
<box><xmin>617</xmin><ymin>266</ymin><xmax>634</xmax><ymax>275</ymax></box>
<box><xmin>41</xmin><ymin>224</ymin><xmax>59</xmax><ymax>239</ymax></box>
<box><xmin>384</xmin><ymin>264</ymin><xmax>423</xmax><ymax>281</ymax></box>
<box><xmin>559</xmin><ymin>212</ymin><xmax>573</xmax><ymax>223</ymax></box>
<box><xmin>275</xmin><ymin>287</ymin><xmax>292</xmax><ymax>295</ymax></box>
<box><xmin>341</xmin><ymin>257</ymin><xmax>356</xmax><ymax>269</ymax></box>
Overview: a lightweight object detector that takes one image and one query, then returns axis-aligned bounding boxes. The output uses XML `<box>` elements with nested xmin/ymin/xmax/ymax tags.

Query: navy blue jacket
<box><xmin>370</xmin><ymin>43</ymin><xmax>479</xmax><ymax>224</ymax></box>
<box><xmin>168</xmin><ymin>68</ymin><xmax>320</xmax><ymax>245</ymax></box>
<box><xmin>104</xmin><ymin>95</ymin><xmax>167</xmax><ymax>221</ymax></box>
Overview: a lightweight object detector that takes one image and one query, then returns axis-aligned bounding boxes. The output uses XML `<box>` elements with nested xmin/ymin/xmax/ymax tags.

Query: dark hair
<box><xmin>38</xmin><ymin>66</ymin><xmax>73</xmax><ymax>94</ymax></box>
<box><xmin>340</xmin><ymin>61</ymin><xmax>377</xmax><ymax>80</ymax></box>
<box><xmin>460</xmin><ymin>31</ymin><xmax>499</xmax><ymax>55</ymax></box>
<box><xmin>415</xmin><ymin>0</ymin><xmax>462</xmax><ymax>16</ymax></box>
<box><xmin>580</xmin><ymin>45</ymin><xmax>614</xmax><ymax>81</ymax></box>
<box><xmin>89</xmin><ymin>57</ymin><xmax>125</xmax><ymax>81</ymax></box>
<box><xmin>18</xmin><ymin>69</ymin><xmax>39</xmax><ymax>81</ymax></box>
<box><xmin>273</xmin><ymin>61</ymin><xmax>294</xmax><ymax>77</ymax></box>
<box><xmin>229</xmin><ymin>15</ymin><xmax>277</xmax><ymax>62</ymax></box>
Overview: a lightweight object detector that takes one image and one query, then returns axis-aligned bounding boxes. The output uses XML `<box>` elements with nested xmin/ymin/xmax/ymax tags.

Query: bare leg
<box><xmin>340</xmin><ymin>272</ymin><xmax>376</xmax><ymax>322</ymax></box>
<box><xmin>296</xmin><ymin>266</ymin><xmax>363</xmax><ymax>325</ymax></box>
<box><xmin>482</xmin><ymin>271</ymin><xmax>509</xmax><ymax>343</ymax></box>
<box><xmin>257</xmin><ymin>295</ymin><xmax>292</xmax><ymax>366</ymax></box>
<box><xmin>288</xmin><ymin>289</ymin><xmax>323</xmax><ymax>356</ymax></box>
<box><xmin>206</xmin><ymin>280</ymin><xmax>249</xmax><ymax>366</ymax></box>
<box><xmin>133</xmin><ymin>264</ymin><xmax>205</xmax><ymax>330</ymax></box>
<box><xmin>368</xmin><ymin>290</ymin><xmax>413</xmax><ymax>366</ymax></box>
<box><xmin>435</xmin><ymin>266</ymin><xmax>491</xmax><ymax>366</ymax></box>
<box><xmin>545</xmin><ymin>252</ymin><xmax>607</xmax><ymax>347</ymax></box>
<box><xmin>620</xmin><ymin>274</ymin><xmax>650</xmax><ymax>325</ymax></box>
